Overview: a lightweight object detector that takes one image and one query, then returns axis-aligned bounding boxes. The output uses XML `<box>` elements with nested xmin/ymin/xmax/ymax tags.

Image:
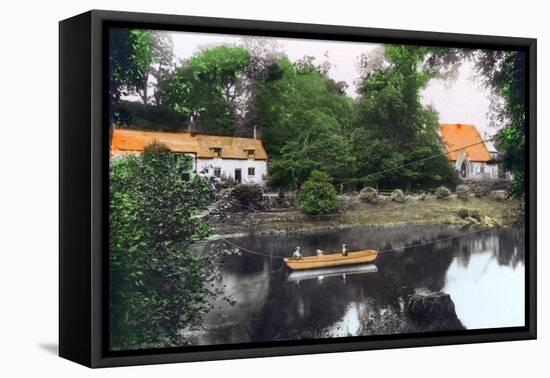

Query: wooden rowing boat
<box><xmin>284</xmin><ymin>249</ymin><xmax>378</xmax><ymax>270</ymax></box>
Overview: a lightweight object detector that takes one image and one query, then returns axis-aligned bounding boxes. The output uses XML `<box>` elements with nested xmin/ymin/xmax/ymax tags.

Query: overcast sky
<box><xmin>162</xmin><ymin>30</ymin><xmax>496</xmax><ymax>137</ymax></box>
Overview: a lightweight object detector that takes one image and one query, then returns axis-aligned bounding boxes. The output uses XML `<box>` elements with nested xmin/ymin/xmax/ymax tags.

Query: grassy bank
<box><xmin>209</xmin><ymin>196</ymin><xmax>522</xmax><ymax>236</ymax></box>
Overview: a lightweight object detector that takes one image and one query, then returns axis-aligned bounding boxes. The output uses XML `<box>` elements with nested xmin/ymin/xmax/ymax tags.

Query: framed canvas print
<box><xmin>59</xmin><ymin>10</ymin><xmax>536</xmax><ymax>368</ymax></box>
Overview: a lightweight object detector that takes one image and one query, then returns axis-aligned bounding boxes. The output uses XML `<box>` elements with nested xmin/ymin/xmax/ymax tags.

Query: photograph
<box><xmin>107</xmin><ymin>27</ymin><xmax>527</xmax><ymax>352</ymax></box>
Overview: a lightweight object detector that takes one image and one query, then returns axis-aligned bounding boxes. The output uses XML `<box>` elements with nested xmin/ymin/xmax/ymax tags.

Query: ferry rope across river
<box><xmin>215</xmin><ymin>218</ymin><xmax>522</xmax><ymax>261</ymax></box>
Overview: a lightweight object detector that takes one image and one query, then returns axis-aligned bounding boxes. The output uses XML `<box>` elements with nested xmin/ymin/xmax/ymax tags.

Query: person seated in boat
<box><xmin>316</xmin><ymin>249</ymin><xmax>324</xmax><ymax>257</ymax></box>
<box><xmin>292</xmin><ymin>246</ymin><xmax>303</xmax><ymax>260</ymax></box>
<box><xmin>342</xmin><ymin>244</ymin><xmax>348</xmax><ymax>256</ymax></box>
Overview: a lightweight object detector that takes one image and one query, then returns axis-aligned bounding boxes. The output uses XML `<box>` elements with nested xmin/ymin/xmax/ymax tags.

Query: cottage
<box><xmin>111</xmin><ymin>128</ymin><xmax>268</xmax><ymax>184</ymax></box>
<box><xmin>438</xmin><ymin>123</ymin><xmax>499</xmax><ymax>179</ymax></box>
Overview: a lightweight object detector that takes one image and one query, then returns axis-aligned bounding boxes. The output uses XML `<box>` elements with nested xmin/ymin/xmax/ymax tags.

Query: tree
<box><xmin>157</xmin><ymin>46</ymin><xmax>251</xmax><ymax>135</ymax></box>
<box><xmin>110</xmin><ymin>143</ymin><xmax>223</xmax><ymax>350</ymax></box>
<box><xmin>255</xmin><ymin>57</ymin><xmax>355</xmax><ymax>187</ymax></box>
<box><xmin>473</xmin><ymin>50</ymin><xmax>526</xmax><ymax>196</ymax></box>
<box><xmin>270</xmin><ymin>114</ymin><xmax>356</xmax><ymax>188</ymax></box>
<box><xmin>238</xmin><ymin>38</ymin><xmax>285</xmax><ymax>136</ymax></box>
<box><xmin>352</xmin><ymin>45</ymin><xmax>456</xmax><ymax>190</ymax></box>
<box><xmin>149</xmin><ymin>31</ymin><xmax>175</xmax><ymax>106</ymax></box>
<box><xmin>109</xmin><ymin>29</ymin><xmax>154</xmax><ymax>104</ymax></box>
<box><xmin>299</xmin><ymin>170</ymin><xmax>339</xmax><ymax>215</ymax></box>
<box><xmin>256</xmin><ymin>58</ymin><xmax>354</xmax><ymax>155</ymax></box>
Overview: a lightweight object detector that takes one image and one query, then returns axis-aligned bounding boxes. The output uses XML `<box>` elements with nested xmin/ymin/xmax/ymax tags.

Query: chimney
<box><xmin>253</xmin><ymin>125</ymin><xmax>257</xmax><ymax>140</ymax></box>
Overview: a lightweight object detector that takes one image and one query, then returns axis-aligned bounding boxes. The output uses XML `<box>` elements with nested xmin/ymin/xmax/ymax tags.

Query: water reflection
<box><xmin>191</xmin><ymin>224</ymin><xmax>525</xmax><ymax>345</ymax></box>
<box><xmin>287</xmin><ymin>264</ymin><xmax>378</xmax><ymax>282</ymax></box>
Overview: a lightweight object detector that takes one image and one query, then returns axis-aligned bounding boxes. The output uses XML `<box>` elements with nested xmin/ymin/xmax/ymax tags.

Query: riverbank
<box><xmin>209</xmin><ymin>196</ymin><xmax>521</xmax><ymax>237</ymax></box>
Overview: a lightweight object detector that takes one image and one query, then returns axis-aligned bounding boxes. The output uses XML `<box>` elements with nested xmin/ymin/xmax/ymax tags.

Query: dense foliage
<box><xmin>473</xmin><ymin>51</ymin><xmax>526</xmax><ymax>196</ymax></box>
<box><xmin>158</xmin><ymin>46</ymin><xmax>251</xmax><ymax>135</ymax></box>
<box><xmin>298</xmin><ymin>170</ymin><xmax>339</xmax><ymax>215</ymax></box>
<box><xmin>254</xmin><ymin>58</ymin><xmax>356</xmax><ymax>187</ymax></box>
<box><xmin>351</xmin><ymin>45</ymin><xmax>457</xmax><ymax>190</ymax></box>
<box><xmin>111</xmin><ymin>100</ymin><xmax>188</xmax><ymax>131</ymax></box>
<box><xmin>231</xmin><ymin>184</ymin><xmax>264</xmax><ymax>211</ymax></box>
<box><xmin>359</xmin><ymin>186</ymin><xmax>379</xmax><ymax>203</ymax></box>
<box><xmin>110</xmin><ymin>29</ymin><xmax>174</xmax><ymax>106</ymax></box>
<box><xmin>435</xmin><ymin>186</ymin><xmax>451</xmax><ymax>200</ymax></box>
<box><xmin>390</xmin><ymin>189</ymin><xmax>406</xmax><ymax>203</ymax></box>
<box><xmin>110</xmin><ymin>143</ymin><xmax>221</xmax><ymax>350</ymax></box>
<box><xmin>456</xmin><ymin>184</ymin><xmax>470</xmax><ymax>201</ymax></box>
<box><xmin>110</xmin><ymin>29</ymin><xmax>154</xmax><ymax>104</ymax></box>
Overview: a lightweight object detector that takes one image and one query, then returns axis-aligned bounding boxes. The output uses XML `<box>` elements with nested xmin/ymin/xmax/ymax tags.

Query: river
<box><xmin>190</xmin><ymin>224</ymin><xmax>525</xmax><ymax>345</ymax></box>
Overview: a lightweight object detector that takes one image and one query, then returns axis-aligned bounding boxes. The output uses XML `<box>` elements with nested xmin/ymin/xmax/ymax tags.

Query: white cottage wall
<box><xmin>196</xmin><ymin>158</ymin><xmax>268</xmax><ymax>184</ymax></box>
<box><xmin>469</xmin><ymin>161</ymin><xmax>499</xmax><ymax>179</ymax></box>
<box><xmin>452</xmin><ymin>158</ymin><xmax>499</xmax><ymax>179</ymax></box>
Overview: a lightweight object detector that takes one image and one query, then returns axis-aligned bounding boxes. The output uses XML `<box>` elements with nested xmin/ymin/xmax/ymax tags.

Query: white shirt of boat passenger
<box><xmin>316</xmin><ymin>249</ymin><xmax>324</xmax><ymax>257</ymax></box>
<box><xmin>342</xmin><ymin>244</ymin><xmax>348</xmax><ymax>256</ymax></box>
<box><xmin>292</xmin><ymin>247</ymin><xmax>303</xmax><ymax>260</ymax></box>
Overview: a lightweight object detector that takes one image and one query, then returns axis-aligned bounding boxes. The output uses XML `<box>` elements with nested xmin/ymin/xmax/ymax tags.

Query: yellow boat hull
<box><xmin>284</xmin><ymin>249</ymin><xmax>378</xmax><ymax>270</ymax></box>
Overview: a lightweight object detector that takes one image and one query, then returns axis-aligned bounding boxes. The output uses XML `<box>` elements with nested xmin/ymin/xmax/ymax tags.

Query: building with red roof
<box><xmin>111</xmin><ymin>128</ymin><xmax>268</xmax><ymax>184</ymax></box>
<box><xmin>438</xmin><ymin>123</ymin><xmax>499</xmax><ymax>179</ymax></box>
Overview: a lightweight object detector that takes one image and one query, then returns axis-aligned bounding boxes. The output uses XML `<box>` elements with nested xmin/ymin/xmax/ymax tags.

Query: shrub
<box><xmin>492</xmin><ymin>190</ymin><xmax>507</xmax><ymax>201</ymax></box>
<box><xmin>287</xmin><ymin>191</ymin><xmax>299</xmax><ymax>207</ymax></box>
<box><xmin>457</xmin><ymin>208</ymin><xmax>481</xmax><ymax>221</ymax></box>
<box><xmin>474</xmin><ymin>186</ymin><xmax>485</xmax><ymax>198</ymax></box>
<box><xmin>112</xmin><ymin>100</ymin><xmax>190</xmax><ymax>131</ymax></box>
<box><xmin>359</xmin><ymin>186</ymin><xmax>379</xmax><ymax>203</ymax></box>
<box><xmin>110</xmin><ymin>142</ymin><xmax>223</xmax><ymax>350</ymax></box>
<box><xmin>231</xmin><ymin>184</ymin><xmax>264</xmax><ymax>211</ymax></box>
<box><xmin>390</xmin><ymin>189</ymin><xmax>406</xmax><ymax>203</ymax></box>
<box><xmin>456</xmin><ymin>185</ymin><xmax>470</xmax><ymax>201</ymax></box>
<box><xmin>469</xmin><ymin>209</ymin><xmax>482</xmax><ymax>221</ymax></box>
<box><xmin>435</xmin><ymin>186</ymin><xmax>451</xmax><ymax>200</ymax></box>
<box><xmin>215</xmin><ymin>174</ymin><xmax>236</xmax><ymax>190</ymax></box>
<box><xmin>299</xmin><ymin>170</ymin><xmax>339</xmax><ymax>215</ymax></box>
<box><xmin>342</xmin><ymin>197</ymin><xmax>361</xmax><ymax>211</ymax></box>
<box><xmin>457</xmin><ymin>208</ymin><xmax>470</xmax><ymax>219</ymax></box>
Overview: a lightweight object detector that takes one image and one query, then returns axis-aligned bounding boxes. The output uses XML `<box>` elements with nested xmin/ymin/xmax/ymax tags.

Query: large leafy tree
<box><xmin>109</xmin><ymin>29</ymin><xmax>154</xmax><ymax>104</ymax></box>
<box><xmin>148</xmin><ymin>31</ymin><xmax>175</xmax><ymax>105</ymax></box>
<box><xmin>352</xmin><ymin>45</ymin><xmax>456</xmax><ymax>190</ymax></box>
<box><xmin>158</xmin><ymin>46</ymin><xmax>251</xmax><ymax>135</ymax></box>
<box><xmin>270</xmin><ymin>115</ymin><xmax>356</xmax><ymax>188</ymax></box>
<box><xmin>110</xmin><ymin>143</ymin><xmax>223</xmax><ymax>350</ymax></box>
<box><xmin>255</xmin><ymin>58</ymin><xmax>355</xmax><ymax>187</ymax></box>
<box><xmin>473</xmin><ymin>50</ymin><xmax>526</xmax><ymax>195</ymax></box>
<box><xmin>237</xmin><ymin>38</ymin><xmax>285</xmax><ymax>136</ymax></box>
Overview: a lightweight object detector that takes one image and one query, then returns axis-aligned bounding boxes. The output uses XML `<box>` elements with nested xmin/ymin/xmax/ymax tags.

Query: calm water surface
<box><xmin>191</xmin><ymin>224</ymin><xmax>525</xmax><ymax>345</ymax></box>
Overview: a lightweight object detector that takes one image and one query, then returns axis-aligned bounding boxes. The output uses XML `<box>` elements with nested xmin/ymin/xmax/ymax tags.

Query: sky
<box><xmin>152</xmin><ymin>30</ymin><xmax>498</xmax><ymax>137</ymax></box>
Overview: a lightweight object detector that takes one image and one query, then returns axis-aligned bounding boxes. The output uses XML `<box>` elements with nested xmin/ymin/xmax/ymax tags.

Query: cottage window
<box><xmin>246</xmin><ymin>149</ymin><xmax>255</xmax><ymax>158</ymax></box>
<box><xmin>248</xmin><ymin>167</ymin><xmax>255</xmax><ymax>176</ymax></box>
<box><xmin>214</xmin><ymin>167</ymin><xmax>221</xmax><ymax>178</ymax></box>
<box><xmin>211</xmin><ymin>147</ymin><xmax>222</xmax><ymax>157</ymax></box>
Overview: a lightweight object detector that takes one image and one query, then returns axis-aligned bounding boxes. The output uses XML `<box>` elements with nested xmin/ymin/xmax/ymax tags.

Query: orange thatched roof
<box><xmin>439</xmin><ymin>124</ymin><xmax>492</xmax><ymax>162</ymax></box>
<box><xmin>111</xmin><ymin>128</ymin><xmax>268</xmax><ymax>160</ymax></box>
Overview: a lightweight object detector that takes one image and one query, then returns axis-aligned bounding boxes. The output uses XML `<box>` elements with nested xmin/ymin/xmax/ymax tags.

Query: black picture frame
<box><xmin>59</xmin><ymin>9</ymin><xmax>537</xmax><ymax>368</ymax></box>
